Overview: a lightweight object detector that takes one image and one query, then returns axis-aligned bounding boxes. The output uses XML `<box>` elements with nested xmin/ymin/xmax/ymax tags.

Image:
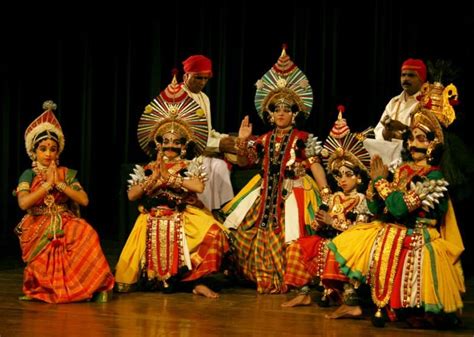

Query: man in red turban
<box><xmin>401</xmin><ymin>58</ymin><xmax>427</xmax><ymax>83</ymax></box>
<box><xmin>364</xmin><ymin>58</ymin><xmax>427</xmax><ymax>168</ymax></box>
<box><xmin>180</xmin><ymin>54</ymin><xmax>235</xmax><ymax>211</ymax></box>
<box><xmin>182</xmin><ymin>55</ymin><xmax>213</xmax><ymax>76</ymax></box>
<box><xmin>373</xmin><ymin>58</ymin><xmax>427</xmax><ymax>142</ymax></box>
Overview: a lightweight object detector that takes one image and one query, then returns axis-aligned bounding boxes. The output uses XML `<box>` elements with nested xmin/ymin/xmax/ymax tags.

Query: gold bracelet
<box><xmin>374</xmin><ymin>178</ymin><xmax>392</xmax><ymax>200</ymax></box>
<box><xmin>142</xmin><ymin>177</ymin><xmax>156</xmax><ymax>192</ymax></box>
<box><xmin>320</xmin><ymin>185</ymin><xmax>331</xmax><ymax>203</ymax></box>
<box><xmin>307</xmin><ymin>156</ymin><xmax>321</xmax><ymax>164</ymax></box>
<box><xmin>167</xmin><ymin>174</ymin><xmax>184</xmax><ymax>189</ymax></box>
<box><xmin>235</xmin><ymin>138</ymin><xmax>249</xmax><ymax>156</ymax></box>
<box><xmin>173</xmin><ymin>176</ymin><xmax>184</xmax><ymax>189</ymax></box>
<box><xmin>167</xmin><ymin>175</ymin><xmax>176</xmax><ymax>186</ymax></box>
<box><xmin>403</xmin><ymin>190</ymin><xmax>421</xmax><ymax>212</ymax></box>
<box><xmin>56</xmin><ymin>182</ymin><xmax>67</xmax><ymax>193</ymax></box>
<box><xmin>41</xmin><ymin>182</ymin><xmax>52</xmax><ymax>192</ymax></box>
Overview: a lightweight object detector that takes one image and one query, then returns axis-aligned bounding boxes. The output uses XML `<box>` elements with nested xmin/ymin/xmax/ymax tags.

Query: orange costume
<box><xmin>14</xmin><ymin>101</ymin><xmax>114</xmax><ymax>303</ymax></box>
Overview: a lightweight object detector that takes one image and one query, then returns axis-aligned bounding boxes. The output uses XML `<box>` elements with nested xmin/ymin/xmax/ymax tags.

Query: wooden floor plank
<box><xmin>1</xmin><ymin>264</ymin><xmax>473</xmax><ymax>337</ymax></box>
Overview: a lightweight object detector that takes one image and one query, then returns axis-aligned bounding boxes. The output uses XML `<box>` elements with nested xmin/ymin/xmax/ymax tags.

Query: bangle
<box><xmin>307</xmin><ymin>156</ymin><xmax>321</xmax><ymax>164</ymax></box>
<box><xmin>41</xmin><ymin>182</ymin><xmax>52</xmax><ymax>192</ymax></box>
<box><xmin>403</xmin><ymin>190</ymin><xmax>421</xmax><ymax>212</ymax></box>
<box><xmin>374</xmin><ymin>178</ymin><xmax>392</xmax><ymax>200</ymax></box>
<box><xmin>56</xmin><ymin>182</ymin><xmax>67</xmax><ymax>193</ymax></box>
<box><xmin>320</xmin><ymin>186</ymin><xmax>331</xmax><ymax>203</ymax></box>
<box><xmin>235</xmin><ymin>137</ymin><xmax>248</xmax><ymax>156</ymax></box>
<box><xmin>142</xmin><ymin>177</ymin><xmax>156</xmax><ymax>192</ymax></box>
<box><xmin>167</xmin><ymin>174</ymin><xmax>184</xmax><ymax>189</ymax></box>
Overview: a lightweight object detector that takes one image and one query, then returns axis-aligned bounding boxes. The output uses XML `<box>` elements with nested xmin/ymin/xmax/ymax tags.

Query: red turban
<box><xmin>401</xmin><ymin>58</ymin><xmax>427</xmax><ymax>82</ymax></box>
<box><xmin>182</xmin><ymin>55</ymin><xmax>213</xmax><ymax>76</ymax></box>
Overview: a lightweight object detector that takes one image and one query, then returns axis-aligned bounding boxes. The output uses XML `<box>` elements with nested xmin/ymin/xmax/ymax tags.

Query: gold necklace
<box><xmin>343</xmin><ymin>190</ymin><xmax>359</xmax><ymax>197</ymax></box>
<box><xmin>32</xmin><ymin>164</ymin><xmax>48</xmax><ymax>178</ymax></box>
<box><xmin>276</xmin><ymin>127</ymin><xmax>291</xmax><ymax>137</ymax></box>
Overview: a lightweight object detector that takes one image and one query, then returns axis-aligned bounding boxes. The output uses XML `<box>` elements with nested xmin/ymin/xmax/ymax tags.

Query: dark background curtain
<box><xmin>1</xmin><ymin>3</ymin><xmax>473</xmax><ymax>271</ymax></box>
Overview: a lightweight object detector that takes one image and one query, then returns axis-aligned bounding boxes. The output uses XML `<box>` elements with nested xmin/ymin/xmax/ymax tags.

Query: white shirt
<box><xmin>182</xmin><ymin>86</ymin><xmax>227</xmax><ymax>153</ymax></box>
<box><xmin>374</xmin><ymin>90</ymin><xmax>421</xmax><ymax>140</ymax></box>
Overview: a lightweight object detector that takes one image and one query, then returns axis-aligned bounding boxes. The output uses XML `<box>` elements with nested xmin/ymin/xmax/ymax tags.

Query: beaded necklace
<box><xmin>32</xmin><ymin>162</ymin><xmax>48</xmax><ymax>180</ymax></box>
<box><xmin>259</xmin><ymin>128</ymin><xmax>293</xmax><ymax>230</ymax></box>
<box><xmin>31</xmin><ymin>162</ymin><xmax>65</xmax><ymax>242</ymax></box>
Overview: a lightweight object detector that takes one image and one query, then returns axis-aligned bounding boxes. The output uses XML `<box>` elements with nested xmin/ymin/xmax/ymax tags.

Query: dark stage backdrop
<box><xmin>1</xmin><ymin>3</ymin><xmax>473</xmax><ymax>270</ymax></box>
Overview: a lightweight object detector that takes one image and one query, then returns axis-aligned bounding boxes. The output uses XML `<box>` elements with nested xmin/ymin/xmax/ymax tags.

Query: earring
<box><xmin>426</xmin><ymin>145</ymin><xmax>434</xmax><ymax>161</ymax></box>
<box><xmin>426</xmin><ymin>142</ymin><xmax>438</xmax><ymax>164</ymax></box>
<box><xmin>181</xmin><ymin>148</ymin><xmax>187</xmax><ymax>158</ymax></box>
<box><xmin>291</xmin><ymin>114</ymin><xmax>296</xmax><ymax>125</ymax></box>
<box><xmin>56</xmin><ymin>157</ymin><xmax>60</xmax><ymax>166</ymax></box>
<box><xmin>270</xmin><ymin>115</ymin><xmax>275</xmax><ymax>124</ymax></box>
<box><xmin>357</xmin><ymin>178</ymin><xmax>362</xmax><ymax>185</ymax></box>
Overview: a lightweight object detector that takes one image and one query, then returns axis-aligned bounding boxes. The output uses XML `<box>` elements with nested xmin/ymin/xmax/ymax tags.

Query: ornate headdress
<box><xmin>137</xmin><ymin>73</ymin><xmax>209</xmax><ymax>157</ymax></box>
<box><xmin>321</xmin><ymin>106</ymin><xmax>371</xmax><ymax>173</ymax></box>
<box><xmin>412</xmin><ymin>81</ymin><xmax>458</xmax><ymax>145</ymax></box>
<box><xmin>254</xmin><ymin>45</ymin><xmax>313</xmax><ymax>121</ymax></box>
<box><xmin>24</xmin><ymin>100</ymin><xmax>65</xmax><ymax>160</ymax></box>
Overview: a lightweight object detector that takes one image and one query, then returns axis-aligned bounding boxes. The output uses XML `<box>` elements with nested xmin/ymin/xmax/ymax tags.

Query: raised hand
<box><xmin>238</xmin><ymin>115</ymin><xmax>253</xmax><ymax>139</ymax></box>
<box><xmin>370</xmin><ymin>155</ymin><xmax>388</xmax><ymax>180</ymax></box>
<box><xmin>46</xmin><ymin>161</ymin><xmax>57</xmax><ymax>185</ymax></box>
<box><xmin>158</xmin><ymin>150</ymin><xmax>169</xmax><ymax>181</ymax></box>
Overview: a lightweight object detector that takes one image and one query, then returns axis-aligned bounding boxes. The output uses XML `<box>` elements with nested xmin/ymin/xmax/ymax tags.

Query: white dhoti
<box><xmin>197</xmin><ymin>157</ymin><xmax>234</xmax><ymax>210</ymax></box>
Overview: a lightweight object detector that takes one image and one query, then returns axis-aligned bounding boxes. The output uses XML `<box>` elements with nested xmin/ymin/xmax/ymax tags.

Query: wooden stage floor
<box><xmin>1</xmin><ymin>245</ymin><xmax>473</xmax><ymax>337</ymax></box>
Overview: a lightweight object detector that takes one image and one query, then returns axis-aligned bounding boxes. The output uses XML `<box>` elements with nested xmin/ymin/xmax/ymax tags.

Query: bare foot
<box><xmin>325</xmin><ymin>304</ymin><xmax>362</xmax><ymax>319</ymax></box>
<box><xmin>192</xmin><ymin>284</ymin><xmax>219</xmax><ymax>298</ymax></box>
<box><xmin>281</xmin><ymin>294</ymin><xmax>312</xmax><ymax>307</ymax></box>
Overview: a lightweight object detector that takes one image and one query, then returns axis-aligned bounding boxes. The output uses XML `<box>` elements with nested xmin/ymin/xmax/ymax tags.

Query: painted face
<box><xmin>407</xmin><ymin>127</ymin><xmax>430</xmax><ymax>162</ymax></box>
<box><xmin>161</xmin><ymin>132</ymin><xmax>184</xmax><ymax>160</ymax></box>
<box><xmin>271</xmin><ymin>103</ymin><xmax>293</xmax><ymax>129</ymax></box>
<box><xmin>35</xmin><ymin>139</ymin><xmax>58</xmax><ymax>167</ymax></box>
<box><xmin>333</xmin><ymin>165</ymin><xmax>358</xmax><ymax>194</ymax></box>
<box><xmin>185</xmin><ymin>72</ymin><xmax>211</xmax><ymax>93</ymax></box>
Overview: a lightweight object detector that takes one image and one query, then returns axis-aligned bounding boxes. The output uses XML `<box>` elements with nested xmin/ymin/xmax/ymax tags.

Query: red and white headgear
<box><xmin>24</xmin><ymin>100</ymin><xmax>65</xmax><ymax>160</ymax></box>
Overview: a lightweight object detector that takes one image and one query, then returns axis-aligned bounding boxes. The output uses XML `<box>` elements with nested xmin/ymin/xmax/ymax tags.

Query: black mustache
<box><xmin>162</xmin><ymin>147</ymin><xmax>181</xmax><ymax>154</ymax></box>
<box><xmin>409</xmin><ymin>146</ymin><xmax>427</xmax><ymax>154</ymax></box>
